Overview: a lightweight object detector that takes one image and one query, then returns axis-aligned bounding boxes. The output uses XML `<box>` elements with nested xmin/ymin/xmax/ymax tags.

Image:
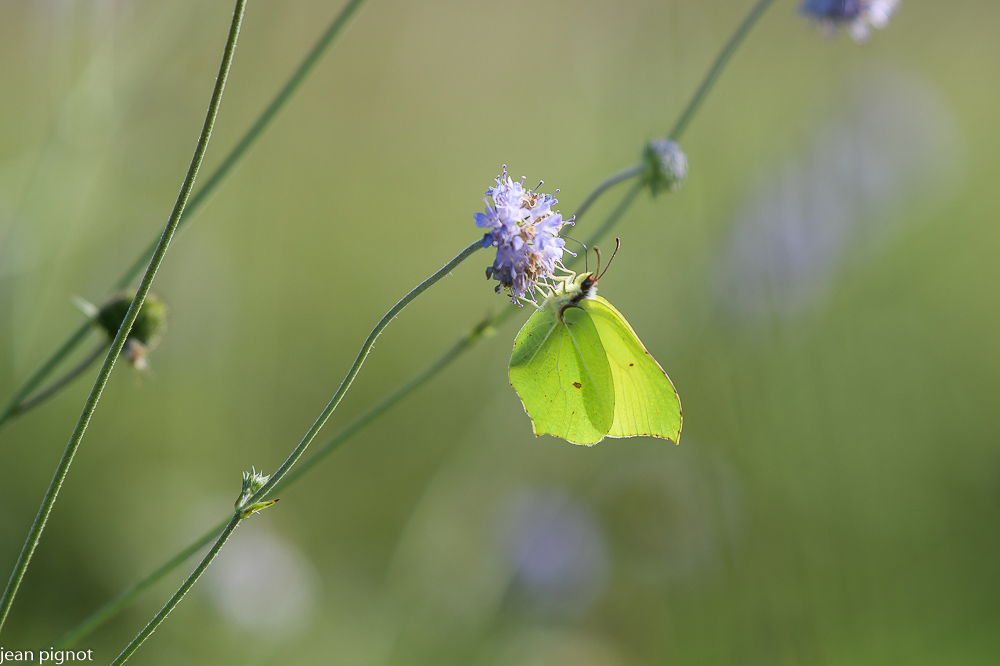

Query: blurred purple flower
<box><xmin>715</xmin><ymin>70</ymin><xmax>962</xmax><ymax>325</ymax></box>
<box><xmin>801</xmin><ymin>0</ymin><xmax>899</xmax><ymax>42</ymax></box>
<box><xmin>497</xmin><ymin>488</ymin><xmax>608</xmax><ymax>616</ymax></box>
<box><xmin>475</xmin><ymin>166</ymin><xmax>573</xmax><ymax>304</ymax></box>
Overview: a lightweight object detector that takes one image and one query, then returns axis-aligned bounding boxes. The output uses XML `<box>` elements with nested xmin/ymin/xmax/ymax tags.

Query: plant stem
<box><xmin>583</xmin><ymin>181</ymin><xmax>645</xmax><ymax>251</ymax></box>
<box><xmin>109</xmin><ymin>514</ymin><xmax>242</xmax><ymax>666</ymax></box>
<box><xmin>246</xmin><ymin>240</ymin><xmax>483</xmax><ymax>506</ymax></box>
<box><xmin>0</xmin><ymin>0</ymin><xmax>369</xmax><ymax>432</ymax></box>
<box><xmin>51</xmin><ymin>517</ymin><xmax>229</xmax><ymax>649</ymax></box>
<box><xmin>115</xmin><ymin>0</ymin><xmax>369</xmax><ymax>290</ymax></box>
<box><xmin>573</xmin><ymin>163</ymin><xmax>644</xmax><ymax>224</ymax></box>
<box><xmin>270</xmin><ymin>313</ymin><xmax>494</xmax><ymax>495</ymax></box>
<box><xmin>668</xmin><ymin>0</ymin><xmax>775</xmax><ymax>141</ymax></box>
<box><xmin>0</xmin><ymin>322</ymin><xmax>92</xmax><ymax>430</ymax></box>
<box><xmin>11</xmin><ymin>341</ymin><xmax>110</xmax><ymax>416</ymax></box>
<box><xmin>0</xmin><ymin>0</ymin><xmax>248</xmax><ymax>636</ymax></box>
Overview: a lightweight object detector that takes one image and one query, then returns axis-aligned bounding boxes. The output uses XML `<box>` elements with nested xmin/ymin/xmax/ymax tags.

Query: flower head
<box><xmin>475</xmin><ymin>166</ymin><xmax>573</xmax><ymax>304</ymax></box>
<box><xmin>644</xmin><ymin>139</ymin><xmax>688</xmax><ymax>195</ymax></box>
<box><xmin>801</xmin><ymin>0</ymin><xmax>899</xmax><ymax>42</ymax></box>
<box><xmin>96</xmin><ymin>290</ymin><xmax>168</xmax><ymax>370</ymax></box>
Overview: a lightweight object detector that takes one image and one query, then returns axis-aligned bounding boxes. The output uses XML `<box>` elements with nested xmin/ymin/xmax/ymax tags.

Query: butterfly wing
<box><xmin>582</xmin><ymin>296</ymin><xmax>682</xmax><ymax>443</ymax></box>
<box><xmin>509</xmin><ymin>305</ymin><xmax>615</xmax><ymax>445</ymax></box>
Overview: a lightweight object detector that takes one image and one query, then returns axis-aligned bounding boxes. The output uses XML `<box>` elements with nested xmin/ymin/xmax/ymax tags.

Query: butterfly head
<box><xmin>574</xmin><ymin>237</ymin><xmax>620</xmax><ymax>300</ymax></box>
<box><xmin>577</xmin><ymin>272</ymin><xmax>599</xmax><ymax>300</ymax></box>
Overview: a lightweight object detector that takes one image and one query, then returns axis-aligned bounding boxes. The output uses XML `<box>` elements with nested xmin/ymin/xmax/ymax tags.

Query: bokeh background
<box><xmin>1</xmin><ymin>0</ymin><xmax>998</xmax><ymax>663</ymax></box>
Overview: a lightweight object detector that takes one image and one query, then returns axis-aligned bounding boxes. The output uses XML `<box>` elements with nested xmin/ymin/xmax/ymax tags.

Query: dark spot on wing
<box><xmin>573</xmin><ymin>381</ymin><xmax>582</xmax><ymax>388</ymax></box>
<box><xmin>629</xmin><ymin>363</ymin><xmax>634</xmax><ymax>367</ymax></box>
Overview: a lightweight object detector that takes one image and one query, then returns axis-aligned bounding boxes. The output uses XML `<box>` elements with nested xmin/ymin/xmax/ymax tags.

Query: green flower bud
<box><xmin>236</xmin><ymin>467</ymin><xmax>272</xmax><ymax>513</ymax></box>
<box><xmin>95</xmin><ymin>291</ymin><xmax>168</xmax><ymax>369</ymax></box>
<box><xmin>643</xmin><ymin>138</ymin><xmax>688</xmax><ymax>195</ymax></box>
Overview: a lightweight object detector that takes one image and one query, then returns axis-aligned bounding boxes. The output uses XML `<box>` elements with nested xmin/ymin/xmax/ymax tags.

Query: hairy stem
<box><xmin>0</xmin><ymin>0</ymin><xmax>248</xmax><ymax>635</ymax></box>
<box><xmin>109</xmin><ymin>515</ymin><xmax>242</xmax><ymax>666</ymax></box>
<box><xmin>246</xmin><ymin>240</ymin><xmax>483</xmax><ymax>506</ymax></box>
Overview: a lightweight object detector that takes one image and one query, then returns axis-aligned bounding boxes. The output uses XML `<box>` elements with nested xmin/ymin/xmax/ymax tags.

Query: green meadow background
<box><xmin>1</xmin><ymin>0</ymin><xmax>998</xmax><ymax>663</ymax></box>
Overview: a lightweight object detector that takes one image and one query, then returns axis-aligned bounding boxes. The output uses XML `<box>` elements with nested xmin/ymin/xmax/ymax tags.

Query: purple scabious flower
<box><xmin>475</xmin><ymin>166</ymin><xmax>573</xmax><ymax>304</ymax></box>
<box><xmin>801</xmin><ymin>0</ymin><xmax>899</xmax><ymax>42</ymax></box>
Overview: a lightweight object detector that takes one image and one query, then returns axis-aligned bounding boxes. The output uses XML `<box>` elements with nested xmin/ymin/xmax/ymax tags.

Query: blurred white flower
<box><xmin>205</xmin><ymin>525</ymin><xmax>319</xmax><ymax>638</ymax></box>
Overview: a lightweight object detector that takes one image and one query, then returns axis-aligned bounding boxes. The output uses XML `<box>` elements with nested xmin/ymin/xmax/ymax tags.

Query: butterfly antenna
<box><xmin>598</xmin><ymin>238</ymin><xmax>621</xmax><ymax>280</ymax></box>
<box><xmin>593</xmin><ymin>245</ymin><xmax>602</xmax><ymax>278</ymax></box>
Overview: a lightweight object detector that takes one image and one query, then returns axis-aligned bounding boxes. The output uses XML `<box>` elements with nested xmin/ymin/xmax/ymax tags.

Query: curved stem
<box><xmin>668</xmin><ymin>0</ymin><xmax>776</xmax><ymax>141</ymax></box>
<box><xmin>572</xmin><ymin>163</ymin><xmax>644</xmax><ymax>224</ymax></box>
<box><xmin>0</xmin><ymin>0</ymin><xmax>369</xmax><ymax>434</ymax></box>
<box><xmin>582</xmin><ymin>181</ymin><xmax>645</xmax><ymax>251</ymax></box>
<box><xmin>246</xmin><ymin>240</ymin><xmax>483</xmax><ymax>506</ymax></box>
<box><xmin>0</xmin><ymin>0</ymin><xmax>248</xmax><ymax>636</ymax></box>
<box><xmin>11</xmin><ymin>341</ymin><xmax>110</xmax><ymax>416</ymax></box>
<box><xmin>270</xmin><ymin>313</ymin><xmax>493</xmax><ymax>495</ymax></box>
<box><xmin>109</xmin><ymin>514</ymin><xmax>242</xmax><ymax>666</ymax></box>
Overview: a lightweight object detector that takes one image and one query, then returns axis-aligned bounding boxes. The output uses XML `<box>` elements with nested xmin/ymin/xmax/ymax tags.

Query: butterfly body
<box><xmin>509</xmin><ymin>271</ymin><xmax>682</xmax><ymax>446</ymax></box>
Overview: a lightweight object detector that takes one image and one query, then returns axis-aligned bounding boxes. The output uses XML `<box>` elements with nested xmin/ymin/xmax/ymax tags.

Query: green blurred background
<box><xmin>1</xmin><ymin>0</ymin><xmax>998</xmax><ymax>663</ymax></box>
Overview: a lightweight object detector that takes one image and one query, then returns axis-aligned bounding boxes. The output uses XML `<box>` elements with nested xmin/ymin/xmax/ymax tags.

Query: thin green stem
<box><xmin>573</xmin><ymin>163</ymin><xmax>644</xmax><ymax>224</ymax></box>
<box><xmin>47</xmin><ymin>0</ymin><xmax>776</xmax><ymax>641</ymax></box>
<box><xmin>0</xmin><ymin>0</ymin><xmax>368</xmax><ymax>433</ymax></box>
<box><xmin>246</xmin><ymin>240</ymin><xmax>483</xmax><ymax>506</ymax></box>
<box><xmin>271</xmin><ymin>313</ymin><xmax>493</xmax><ymax>495</ymax></box>
<box><xmin>0</xmin><ymin>321</ymin><xmax>92</xmax><ymax>430</ymax></box>
<box><xmin>116</xmin><ymin>0</ymin><xmax>368</xmax><ymax>289</ymax></box>
<box><xmin>109</xmin><ymin>514</ymin><xmax>242</xmax><ymax>666</ymax></box>
<box><xmin>0</xmin><ymin>0</ymin><xmax>248</xmax><ymax>636</ymax></box>
<box><xmin>668</xmin><ymin>0</ymin><xmax>775</xmax><ymax>141</ymax></box>
<box><xmin>51</xmin><ymin>517</ymin><xmax>229</xmax><ymax>649</ymax></box>
<box><xmin>11</xmin><ymin>341</ymin><xmax>110</xmax><ymax>416</ymax></box>
<box><xmin>583</xmin><ymin>181</ymin><xmax>645</xmax><ymax>250</ymax></box>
